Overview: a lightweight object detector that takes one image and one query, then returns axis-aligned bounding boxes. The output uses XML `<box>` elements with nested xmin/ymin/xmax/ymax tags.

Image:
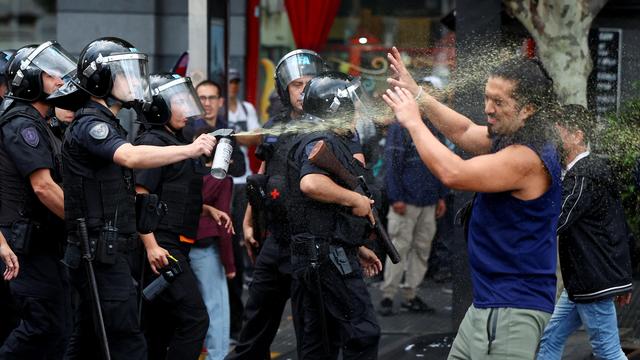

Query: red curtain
<box><xmin>285</xmin><ymin>0</ymin><xmax>341</xmax><ymax>52</ymax></box>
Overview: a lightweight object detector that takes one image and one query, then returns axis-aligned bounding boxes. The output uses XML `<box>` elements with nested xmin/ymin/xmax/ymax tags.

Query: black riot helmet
<box><xmin>302</xmin><ymin>71</ymin><xmax>365</xmax><ymax>123</ymax></box>
<box><xmin>142</xmin><ymin>73</ymin><xmax>204</xmax><ymax>126</ymax></box>
<box><xmin>5</xmin><ymin>41</ymin><xmax>76</xmax><ymax>102</ymax></box>
<box><xmin>274</xmin><ymin>49</ymin><xmax>324</xmax><ymax>108</ymax></box>
<box><xmin>76</xmin><ymin>37</ymin><xmax>151</xmax><ymax>106</ymax></box>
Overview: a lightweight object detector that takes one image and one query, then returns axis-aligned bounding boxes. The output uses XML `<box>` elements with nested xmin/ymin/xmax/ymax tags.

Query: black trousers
<box><xmin>143</xmin><ymin>232</ymin><xmax>208</xmax><ymax>360</ymax></box>
<box><xmin>65</xmin><ymin>247</ymin><xmax>146</xmax><ymax>360</ymax></box>
<box><xmin>291</xmin><ymin>255</ymin><xmax>380</xmax><ymax>360</ymax></box>
<box><xmin>0</xmin><ymin>254</ymin><xmax>71</xmax><ymax>360</ymax></box>
<box><xmin>228</xmin><ymin>183</ymin><xmax>247</xmax><ymax>339</ymax></box>
<box><xmin>225</xmin><ymin>235</ymin><xmax>298</xmax><ymax>360</ymax></box>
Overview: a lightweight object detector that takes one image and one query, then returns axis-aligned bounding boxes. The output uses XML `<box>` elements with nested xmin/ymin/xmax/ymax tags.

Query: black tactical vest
<box><xmin>136</xmin><ymin>128</ymin><xmax>205</xmax><ymax>239</ymax></box>
<box><xmin>263</xmin><ymin>131</ymin><xmax>298</xmax><ymax>218</ymax></box>
<box><xmin>0</xmin><ymin>101</ymin><xmax>63</xmax><ymax>227</ymax></box>
<box><xmin>63</xmin><ymin>106</ymin><xmax>136</xmax><ymax>234</ymax></box>
<box><xmin>284</xmin><ymin>132</ymin><xmax>370</xmax><ymax>247</ymax></box>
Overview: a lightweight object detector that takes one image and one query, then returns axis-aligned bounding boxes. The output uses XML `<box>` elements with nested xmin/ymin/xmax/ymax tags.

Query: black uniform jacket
<box><xmin>557</xmin><ymin>153</ymin><xmax>633</xmax><ymax>303</ymax></box>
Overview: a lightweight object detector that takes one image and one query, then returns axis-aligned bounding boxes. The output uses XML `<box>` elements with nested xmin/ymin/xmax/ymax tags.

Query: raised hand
<box><xmin>386</xmin><ymin>46</ymin><xmax>420</xmax><ymax>96</ymax></box>
<box><xmin>382</xmin><ymin>87</ymin><xmax>422</xmax><ymax>130</ymax></box>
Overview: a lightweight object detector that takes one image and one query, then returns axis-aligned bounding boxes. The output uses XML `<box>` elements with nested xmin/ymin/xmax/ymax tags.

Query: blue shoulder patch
<box><xmin>20</xmin><ymin>127</ymin><xmax>39</xmax><ymax>148</ymax></box>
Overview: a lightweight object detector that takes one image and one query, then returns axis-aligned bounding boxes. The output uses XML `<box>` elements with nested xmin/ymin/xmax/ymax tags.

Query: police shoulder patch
<box><xmin>20</xmin><ymin>127</ymin><xmax>39</xmax><ymax>148</ymax></box>
<box><xmin>89</xmin><ymin>123</ymin><xmax>109</xmax><ymax>140</ymax></box>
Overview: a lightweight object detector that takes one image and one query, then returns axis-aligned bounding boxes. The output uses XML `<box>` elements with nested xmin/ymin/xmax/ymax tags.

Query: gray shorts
<box><xmin>448</xmin><ymin>305</ymin><xmax>551</xmax><ymax>360</ymax></box>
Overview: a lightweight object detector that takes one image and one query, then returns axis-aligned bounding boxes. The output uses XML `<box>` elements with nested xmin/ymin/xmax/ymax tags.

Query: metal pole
<box><xmin>224</xmin><ymin>0</ymin><xmax>230</xmax><ymax>122</ymax></box>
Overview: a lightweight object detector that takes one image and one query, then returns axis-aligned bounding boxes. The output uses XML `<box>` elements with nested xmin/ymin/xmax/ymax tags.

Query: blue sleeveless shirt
<box><xmin>468</xmin><ymin>140</ymin><xmax>562</xmax><ymax>314</ymax></box>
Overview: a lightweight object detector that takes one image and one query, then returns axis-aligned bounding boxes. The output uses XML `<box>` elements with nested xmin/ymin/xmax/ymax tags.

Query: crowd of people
<box><xmin>0</xmin><ymin>35</ymin><xmax>635</xmax><ymax>360</ymax></box>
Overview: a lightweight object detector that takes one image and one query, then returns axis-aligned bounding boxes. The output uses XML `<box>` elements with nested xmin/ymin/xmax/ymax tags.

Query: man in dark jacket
<box><xmin>537</xmin><ymin>104</ymin><xmax>632</xmax><ymax>360</ymax></box>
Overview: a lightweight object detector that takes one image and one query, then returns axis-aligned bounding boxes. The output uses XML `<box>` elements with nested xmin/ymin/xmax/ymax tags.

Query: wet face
<box><xmin>197</xmin><ymin>84</ymin><xmax>223</xmax><ymax>121</ymax></box>
<box><xmin>168</xmin><ymin>93</ymin><xmax>192</xmax><ymax>130</ymax></box>
<box><xmin>41</xmin><ymin>72</ymin><xmax>64</xmax><ymax>95</ymax></box>
<box><xmin>288</xmin><ymin>75</ymin><xmax>313</xmax><ymax>114</ymax></box>
<box><xmin>556</xmin><ymin>124</ymin><xmax>584</xmax><ymax>160</ymax></box>
<box><xmin>111</xmin><ymin>72</ymin><xmax>136</xmax><ymax>102</ymax></box>
<box><xmin>484</xmin><ymin>76</ymin><xmax>533</xmax><ymax>136</ymax></box>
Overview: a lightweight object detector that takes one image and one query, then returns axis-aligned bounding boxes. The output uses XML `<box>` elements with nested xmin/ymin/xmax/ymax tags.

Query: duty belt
<box><xmin>290</xmin><ymin>237</ymin><xmax>330</xmax><ymax>260</ymax></box>
<box><xmin>86</xmin><ymin>232</ymin><xmax>138</xmax><ymax>253</ymax></box>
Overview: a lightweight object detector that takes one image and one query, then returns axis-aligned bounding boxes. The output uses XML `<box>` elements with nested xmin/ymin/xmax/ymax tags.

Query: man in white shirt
<box><xmin>227</xmin><ymin>68</ymin><xmax>260</xmax><ymax>184</ymax></box>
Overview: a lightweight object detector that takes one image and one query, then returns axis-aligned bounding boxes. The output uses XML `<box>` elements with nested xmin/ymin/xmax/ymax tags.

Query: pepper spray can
<box><xmin>211</xmin><ymin>137</ymin><xmax>233</xmax><ymax>179</ymax></box>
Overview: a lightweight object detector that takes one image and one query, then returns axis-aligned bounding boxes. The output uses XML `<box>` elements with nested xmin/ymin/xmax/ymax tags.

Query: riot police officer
<box><xmin>135</xmin><ymin>73</ymin><xmax>209</xmax><ymax>359</ymax></box>
<box><xmin>59</xmin><ymin>38</ymin><xmax>216</xmax><ymax>360</ymax></box>
<box><xmin>226</xmin><ymin>49</ymin><xmax>325</xmax><ymax>360</ymax></box>
<box><xmin>286</xmin><ymin>71</ymin><xmax>381</xmax><ymax>359</ymax></box>
<box><xmin>0</xmin><ymin>41</ymin><xmax>76</xmax><ymax>359</ymax></box>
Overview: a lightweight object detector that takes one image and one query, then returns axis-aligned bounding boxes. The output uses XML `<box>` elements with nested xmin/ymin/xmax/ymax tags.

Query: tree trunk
<box><xmin>535</xmin><ymin>32</ymin><xmax>591</xmax><ymax>106</ymax></box>
<box><xmin>504</xmin><ymin>0</ymin><xmax>609</xmax><ymax>106</ymax></box>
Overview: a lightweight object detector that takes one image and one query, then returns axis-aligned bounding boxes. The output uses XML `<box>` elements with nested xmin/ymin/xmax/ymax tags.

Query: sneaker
<box><xmin>400</xmin><ymin>296</ymin><xmax>436</xmax><ymax>313</ymax></box>
<box><xmin>378</xmin><ymin>297</ymin><xmax>394</xmax><ymax>316</ymax></box>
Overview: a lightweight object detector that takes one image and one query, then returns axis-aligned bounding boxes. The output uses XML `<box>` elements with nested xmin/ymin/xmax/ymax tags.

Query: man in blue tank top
<box><xmin>383</xmin><ymin>48</ymin><xmax>562</xmax><ymax>360</ymax></box>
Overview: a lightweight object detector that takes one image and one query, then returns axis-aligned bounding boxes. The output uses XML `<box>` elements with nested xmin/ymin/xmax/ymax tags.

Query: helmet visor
<box><xmin>154</xmin><ymin>77</ymin><xmax>204</xmax><ymax>119</ymax></box>
<box><xmin>104</xmin><ymin>53</ymin><xmax>152</xmax><ymax>104</ymax></box>
<box><xmin>300</xmin><ymin>77</ymin><xmax>379</xmax><ymax>135</ymax></box>
<box><xmin>347</xmin><ymin>78</ymin><xmax>381</xmax><ymax>137</ymax></box>
<box><xmin>276</xmin><ymin>50</ymin><xmax>324</xmax><ymax>89</ymax></box>
<box><xmin>28</xmin><ymin>41</ymin><xmax>76</xmax><ymax>80</ymax></box>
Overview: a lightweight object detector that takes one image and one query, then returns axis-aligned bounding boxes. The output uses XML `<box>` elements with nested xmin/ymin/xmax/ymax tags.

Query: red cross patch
<box><xmin>270</xmin><ymin>188</ymin><xmax>281</xmax><ymax>200</ymax></box>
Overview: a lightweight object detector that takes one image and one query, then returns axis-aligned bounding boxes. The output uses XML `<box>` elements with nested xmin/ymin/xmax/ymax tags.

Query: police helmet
<box><xmin>143</xmin><ymin>73</ymin><xmax>204</xmax><ymax>126</ymax></box>
<box><xmin>275</xmin><ymin>49</ymin><xmax>324</xmax><ymax>107</ymax></box>
<box><xmin>302</xmin><ymin>71</ymin><xmax>363</xmax><ymax>122</ymax></box>
<box><xmin>0</xmin><ymin>49</ymin><xmax>16</xmax><ymax>86</ymax></box>
<box><xmin>76</xmin><ymin>37</ymin><xmax>151</xmax><ymax>105</ymax></box>
<box><xmin>5</xmin><ymin>41</ymin><xmax>76</xmax><ymax>102</ymax></box>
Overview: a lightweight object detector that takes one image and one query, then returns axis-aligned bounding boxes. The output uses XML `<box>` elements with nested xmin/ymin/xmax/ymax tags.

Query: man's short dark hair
<box><xmin>557</xmin><ymin>104</ymin><xmax>597</xmax><ymax>144</ymax></box>
<box><xmin>196</xmin><ymin>80</ymin><xmax>223</xmax><ymax>97</ymax></box>
<box><xmin>490</xmin><ymin>58</ymin><xmax>556</xmax><ymax>110</ymax></box>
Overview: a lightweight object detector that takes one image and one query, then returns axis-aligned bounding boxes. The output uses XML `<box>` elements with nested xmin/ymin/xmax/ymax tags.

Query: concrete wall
<box><xmin>57</xmin><ymin>0</ymin><xmax>189</xmax><ymax>73</ymax></box>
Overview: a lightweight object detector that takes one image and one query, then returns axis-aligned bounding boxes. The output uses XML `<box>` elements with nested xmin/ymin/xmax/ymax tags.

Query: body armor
<box><xmin>63</xmin><ymin>106</ymin><xmax>136</xmax><ymax>234</ymax></box>
<box><xmin>137</xmin><ymin>128</ymin><xmax>205</xmax><ymax>239</ymax></box>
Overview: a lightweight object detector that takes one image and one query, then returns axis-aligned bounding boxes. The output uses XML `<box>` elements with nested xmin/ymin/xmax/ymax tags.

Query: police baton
<box><xmin>308</xmin><ymin>140</ymin><xmax>401</xmax><ymax>264</ymax></box>
<box><xmin>77</xmin><ymin>218</ymin><xmax>111</xmax><ymax>360</ymax></box>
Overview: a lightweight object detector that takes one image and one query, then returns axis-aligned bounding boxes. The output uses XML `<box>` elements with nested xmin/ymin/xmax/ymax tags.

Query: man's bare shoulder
<box><xmin>497</xmin><ymin>144</ymin><xmax>551</xmax><ymax>200</ymax></box>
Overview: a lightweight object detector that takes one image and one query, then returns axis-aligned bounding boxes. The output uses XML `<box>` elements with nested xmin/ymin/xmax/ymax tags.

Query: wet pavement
<box><xmin>263</xmin><ymin>277</ymin><xmax>613</xmax><ymax>359</ymax></box>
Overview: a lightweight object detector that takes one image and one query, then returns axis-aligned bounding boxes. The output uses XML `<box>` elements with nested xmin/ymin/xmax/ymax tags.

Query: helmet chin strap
<box><xmin>164</xmin><ymin>120</ymin><xmax>179</xmax><ymax>133</ymax></box>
